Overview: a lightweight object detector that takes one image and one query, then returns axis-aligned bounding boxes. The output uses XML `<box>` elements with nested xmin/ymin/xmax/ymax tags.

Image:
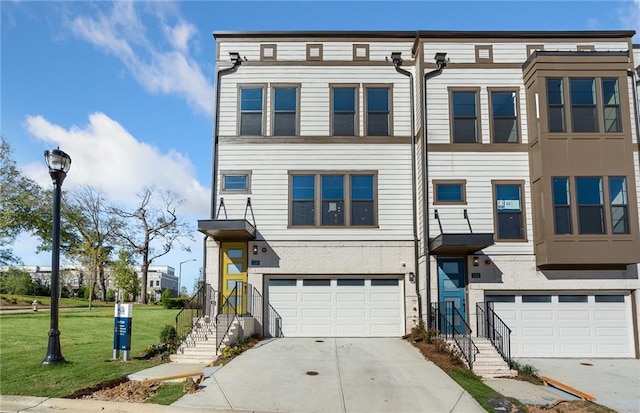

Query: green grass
<box><xmin>0</xmin><ymin>306</ymin><xmax>179</xmax><ymax>397</ymax></box>
<box><xmin>145</xmin><ymin>383</ymin><xmax>185</xmax><ymax>405</ymax></box>
<box><xmin>449</xmin><ymin>369</ymin><xmax>519</xmax><ymax>412</ymax></box>
<box><xmin>1</xmin><ymin>294</ymin><xmax>113</xmax><ymax>308</ymax></box>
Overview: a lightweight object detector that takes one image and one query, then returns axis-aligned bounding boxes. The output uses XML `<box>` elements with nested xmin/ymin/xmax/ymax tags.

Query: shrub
<box><xmin>162</xmin><ymin>297</ymin><xmax>189</xmax><ymax>309</ymax></box>
<box><xmin>510</xmin><ymin>360</ymin><xmax>539</xmax><ymax>377</ymax></box>
<box><xmin>106</xmin><ymin>290</ymin><xmax>116</xmax><ymax>302</ymax></box>
<box><xmin>160</xmin><ymin>325</ymin><xmax>178</xmax><ymax>345</ymax></box>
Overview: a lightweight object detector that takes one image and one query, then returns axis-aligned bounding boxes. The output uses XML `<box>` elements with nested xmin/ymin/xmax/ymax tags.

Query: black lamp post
<box><xmin>42</xmin><ymin>148</ymin><xmax>71</xmax><ymax>365</ymax></box>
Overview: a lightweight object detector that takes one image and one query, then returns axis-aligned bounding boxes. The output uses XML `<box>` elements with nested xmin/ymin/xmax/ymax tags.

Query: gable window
<box><xmin>609</xmin><ymin>177</ymin><xmax>629</xmax><ymax>234</ymax></box>
<box><xmin>240</xmin><ymin>87</ymin><xmax>263</xmax><ymax>135</ymax></box>
<box><xmin>291</xmin><ymin>175</ymin><xmax>315</xmax><ymax>226</ymax></box>
<box><xmin>552</xmin><ymin>177</ymin><xmax>572</xmax><ymax>234</ymax></box>
<box><xmin>221</xmin><ymin>171</ymin><xmax>251</xmax><ymax>193</ymax></box>
<box><xmin>332</xmin><ymin>87</ymin><xmax>357</xmax><ymax>136</ymax></box>
<box><xmin>576</xmin><ymin>177</ymin><xmax>605</xmax><ymax>234</ymax></box>
<box><xmin>273</xmin><ymin>87</ymin><xmax>297</xmax><ymax>136</ymax></box>
<box><xmin>490</xmin><ymin>90</ymin><xmax>519</xmax><ymax>143</ymax></box>
<box><xmin>602</xmin><ymin>78</ymin><xmax>621</xmax><ymax>132</ymax></box>
<box><xmin>366</xmin><ymin>87</ymin><xmax>390</xmax><ymax>136</ymax></box>
<box><xmin>434</xmin><ymin>180</ymin><xmax>466</xmax><ymax>204</ymax></box>
<box><xmin>493</xmin><ymin>182</ymin><xmax>525</xmax><ymax>240</ymax></box>
<box><xmin>451</xmin><ymin>90</ymin><xmax>479</xmax><ymax>143</ymax></box>
<box><xmin>546</xmin><ymin>78</ymin><xmax>565</xmax><ymax>133</ymax></box>
<box><xmin>570</xmin><ymin>78</ymin><xmax>598</xmax><ymax>132</ymax></box>
<box><xmin>290</xmin><ymin>172</ymin><xmax>377</xmax><ymax>227</ymax></box>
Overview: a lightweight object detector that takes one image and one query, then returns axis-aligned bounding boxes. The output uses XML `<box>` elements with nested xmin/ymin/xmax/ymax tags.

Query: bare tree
<box><xmin>112</xmin><ymin>186</ymin><xmax>193</xmax><ymax>304</ymax></box>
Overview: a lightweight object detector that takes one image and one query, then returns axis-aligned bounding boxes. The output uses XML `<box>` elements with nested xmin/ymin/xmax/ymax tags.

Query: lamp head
<box><xmin>434</xmin><ymin>52</ymin><xmax>448</xmax><ymax>67</ymax></box>
<box><xmin>229</xmin><ymin>52</ymin><xmax>243</xmax><ymax>64</ymax></box>
<box><xmin>391</xmin><ymin>52</ymin><xmax>403</xmax><ymax>65</ymax></box>
<box><xmin>44</xmin><ymin>148</ymin><xmax>71</xmax><ymax>183</ymax></box>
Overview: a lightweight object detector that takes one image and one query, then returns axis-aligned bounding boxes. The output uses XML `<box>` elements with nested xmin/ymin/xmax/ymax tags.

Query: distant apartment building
<box><xmin>143</xmin><ymin>265</ymin><xmax>179</xmax><ymax>301</ymax></box>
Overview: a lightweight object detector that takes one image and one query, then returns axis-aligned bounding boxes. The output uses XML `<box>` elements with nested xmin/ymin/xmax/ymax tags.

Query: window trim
<box><xmin>492</xmin><ymin>180</ymin><xmax>528</xmax><ymax>242</ymax></box>
<box><xmin>609</xmin><ymin>176</ymin><xmax>630</xmax><ymax>235</ymax></box>
<box><xmin>306</xmin><ymin>43</ymin><xmax>323</xmax><ymax>61</ymax></box>
<box><xmin>352</xmin><ymin>44</ymin><xmax>370</xmax><ymax>61</ymax></box>
<box><xmin>488</xmin><ymin>87</ymin><xmax>521</xmax><ymax>144</ymax></box>
<box><xmin>552</xmin><ymin>177</ymin><xmax>572</xmax><ymax>235</ymax></box>
<box><xmin>475</xmin><ymin>45</ymin><xmax>493</xmax><ymax>63</ymax></box>
<box><xmin>260</xmin><ymin>44</ymin><xmax>277</xmax><ymax>61</ymax></box>
<box><xmin>288</xmin><ymin>171</ymin><xmax>378</xmax><ymax>228</ymax></box>
<box><xmin>237</xmin><ymin>84</ymin><xmax>267</xmax><ymax>136</ymax></box>
<box><xmin>433</xmin><ymin>179</ymin><xmax>467</xmax><ymax>205</ymax></box>
<box><xmin>602</xmin><ymin>78</ymin><xmax>622</xmax><ymax>133</ymax></box>
<box><xmin>364</xmin><ymin>84</ymin><xmax>393</xmax><ymax>136</ymax></box>
<box><xmin>449</xmin><ymin>87</ymin><xmax>482</xmax><ymax>144</ymax></box>
<box><xmin>546</xmin><ymin>77</ymin><xmax>566</xmax><ymax>133</ymax></box>
<box><xmin>220</xmin><ymin>170</ymin><xmax>252</xmax><ymax>194</ymax></box>
<box><xmin>271</xmin><ymin>84</ymin><xmax>301</xmax><ymax>137</ymax></box>
<box><xmin>330</xmin><ymin>84</ymin><xmax>360</xmax><ymax>137</ymax></box>
<box><xmin>575</xmin><ymin>176</ymin><xmax>606</xmax><ymax>235</ymax></box>
<box><xmin>569</xmin><ymin>77</ymin><xmax>598</xmax><ymax>133</ymax></box>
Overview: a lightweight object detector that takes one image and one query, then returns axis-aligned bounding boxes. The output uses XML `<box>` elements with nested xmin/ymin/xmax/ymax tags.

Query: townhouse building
<box><xmin>198</xmin><ymin>30</ymin><xmax>640</xmax><ymax>359</ymax></box>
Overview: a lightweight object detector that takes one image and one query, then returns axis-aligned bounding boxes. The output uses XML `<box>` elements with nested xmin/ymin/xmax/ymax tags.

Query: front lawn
<box><xmin>0</xmin><ymin>294</ymin><xmax>112</xmax><ymax>308</ymax></box>
<box><xmin>0</xmin><ymin>306</ymin><xmax>179</xmax><ymax>397</ymax></box>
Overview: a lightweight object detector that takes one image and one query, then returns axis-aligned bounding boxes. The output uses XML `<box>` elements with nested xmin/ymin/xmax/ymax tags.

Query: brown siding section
<box><xmin>523</xmin><ymin>52</ymin><xmax>640</xmax><ymax>268</ymax></box>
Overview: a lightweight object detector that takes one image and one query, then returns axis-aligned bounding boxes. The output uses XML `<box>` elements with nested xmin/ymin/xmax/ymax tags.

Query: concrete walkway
<box><xmin>173</xmin><ymin>337</ymin><xmax>485</xmax><ymax>413</ymax></box>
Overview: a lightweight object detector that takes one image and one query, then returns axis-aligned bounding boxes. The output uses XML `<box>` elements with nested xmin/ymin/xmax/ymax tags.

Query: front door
<box><xmin>437</xmin><ymin>258</ymin><xmax>467</xmax><ymax>326</ymax></box>
<box><xmin>221</xmin><ymin>243</ymin><xmax>247</xmax><ymax>314</ymax></box>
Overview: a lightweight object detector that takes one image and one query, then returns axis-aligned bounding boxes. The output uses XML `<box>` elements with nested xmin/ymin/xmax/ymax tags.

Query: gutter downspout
<box><xmin>423</xmin><ymin>55</ymin><xmax>448</xmax><ymax>326</ymax></box>
<box><xmin>392</xmin><ymin>54</ymin><xmax>422</xmax><ymax>321</ymax></box>
<box><xmin>206</xmin><ymin>52</ymin><xmax>243</xmax><ymax>308</ymax></box>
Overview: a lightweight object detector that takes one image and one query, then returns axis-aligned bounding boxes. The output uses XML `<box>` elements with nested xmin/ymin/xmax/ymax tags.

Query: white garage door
<box><xmin>268</xmin><ymin>278</ymin><xmax>404</xmax><ymax>337</ymax></box>
<box><xmin>488</xmin><ymin>293</ymin><xmax>634</xmax><ymax>358</ymax></box>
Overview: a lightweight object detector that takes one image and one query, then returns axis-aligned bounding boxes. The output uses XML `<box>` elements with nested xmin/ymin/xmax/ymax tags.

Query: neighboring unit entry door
<box><xmin>221</xmin><ymin>243</ymin><xmax>247</xmax><ymax>314</ymax></box>
<box><xmin>437</xmin><ymin>258</ymin><xmax>467</xmax><ymax>327</ymax></box>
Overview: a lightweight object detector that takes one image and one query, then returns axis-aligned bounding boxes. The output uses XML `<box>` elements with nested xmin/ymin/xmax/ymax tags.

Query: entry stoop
<box><xmin>170</xmin><ymin>317</ymin><xmax>219</xmax><ymax>364</ymax></box>
<box><xmin>471</xmin><ymin>338</ymin><xmax>517</xmax><ymax>378</ymax></box>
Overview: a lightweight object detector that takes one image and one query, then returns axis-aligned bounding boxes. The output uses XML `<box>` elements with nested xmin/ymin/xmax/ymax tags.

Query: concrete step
<box><xmin>473</xmin><ymin>369</ymin><xmax>518</xmax><ymax>379</ymax></box>
<box><xmin>170</xmin><ymin>355</ymin><xmax>216</xmax><ymax>364</ymax></box>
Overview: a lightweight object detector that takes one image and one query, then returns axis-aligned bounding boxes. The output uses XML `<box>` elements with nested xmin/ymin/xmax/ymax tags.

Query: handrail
<box><xmin>175</xmin><ymin>283</ymin><xmax>215</xmax><ymax>342</ymax></box>
<box><xmin>267</xmin><ymin>303</ymin><xmax>283</xmax><ymax>338</ymax></box>
<box><xmin>430</xmin><ymin>302</ymin><xmax>478</xmax><ymax>368</ymax></box>
<box><xmin>476</xmin><ymin>302</ymin><xmax>511</xmax><ymax>364</ymax></box>
<box><xmin>215</xmin><ymin>285</ymin><xmax>239</xmax><ymax>353</ymax></box>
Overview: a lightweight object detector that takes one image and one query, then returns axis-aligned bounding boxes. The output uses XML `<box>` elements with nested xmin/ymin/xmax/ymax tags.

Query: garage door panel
<box><xmin>370</xmin><ymin>293</ymin><xmax>400</xmax><ymax>302</ymax></box>
<box><xmin>270</xmin><ymin>293</ymin><xmax>298</xmax><ymax>302</ymax></box>
<box><xmin>336</xmin><ymin>293</ymin><xmax>366</xmax><ymax>302</ymax></box>
<box><xmin>302</xmin><ymin>308</ymin><xmax>331</xmax><ymax>317</ymax></box>
<box><xmin>490</xmin><ymin>293</ymin><xmax>633</xmax><ymax>358</ymax></box>
<box><xmin>302</xmin><ymin>324</ymin><xmax>332</xmax><ymax>334</ymax></box>
<box><xmin>336</xmin><ymin>324</ymin><xmax>366</xmax><ymax>334</ymax></box>
<box><xmin>302</xmin><ymin>293</ymin><xmax>332</xmax><ymax>302</ymax></box>
<box><xmin>337</xmin><ymin>308</ymin><xmax>366</xmax><ymax>317</ymax></box>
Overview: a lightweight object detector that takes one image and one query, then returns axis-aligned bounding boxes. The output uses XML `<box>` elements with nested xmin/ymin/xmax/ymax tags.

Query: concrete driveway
<box><xmin>173</xmin><ymin>338</ymin><xmax>484</xmax><ymax>413</ymax></box>
<box><xmin>519</xmin><ymin>358</ymin><xmax>640</xmax><ymax>413</ymax></box>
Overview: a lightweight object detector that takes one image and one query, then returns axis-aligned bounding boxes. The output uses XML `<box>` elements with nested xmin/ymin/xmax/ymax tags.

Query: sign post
<box><xmin>113</xmin><ymin>303</ymin><xmax>133</xmax><ymax>361</ymax></box>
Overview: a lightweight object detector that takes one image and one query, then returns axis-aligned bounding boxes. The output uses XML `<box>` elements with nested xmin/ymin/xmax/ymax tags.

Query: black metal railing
<box><xmin>430</xmin><ymin>301</ymin><xmax>478</xmax><ymax>368</ymax></box>
<box><xmin>246</xmin><ymin>285</ymin><xmax>263</xmax><ymax>327</ymax></box>
<box><xmin>476</xmin><ymin>302</ymin><xmax>511</xmax><ymax>364</ymax></box>
<box><xmin>175</xmin><ymin>283</ymin><xmax>216</xmax><ymax>341</ymax></box>
<box><xmin>266</xmin><ymin>303</ymin><xmax>283</xmax><ymax>338</ymax></box>
<box><xmin>245</xmin><ymin>284</ymin><xmax>282</xmax><ymax>338</ymax></box>
<box><xmin>216</xmin><ymin>285</ymin><xmax>239</xmax><ymax>353</ymax></box>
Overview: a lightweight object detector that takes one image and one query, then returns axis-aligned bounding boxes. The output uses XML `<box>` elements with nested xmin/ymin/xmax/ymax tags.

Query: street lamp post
<box><xmin>178</xmin><ymin>259</ymin><xmax>196</xmax><ymax>295</ymax></box>
<box><xmin>43</xmin><ymin>148</ymin><xmax>71</xmax><ymax>365</ymax></box>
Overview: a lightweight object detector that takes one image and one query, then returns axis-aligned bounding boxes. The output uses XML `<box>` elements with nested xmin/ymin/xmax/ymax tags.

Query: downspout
<box><xmin>206</xmin><ymin>51</ymin><xmax>243</xmax><ymax>309</ymax></box>
<box><xmin>392</xmin><ymin>53</ymin><xmax>423</xmax><ymax>321</ymax></box>
<box><xmin>629</xmin><ymin>69</ymin><xmax>640</xmax><ymax>152</ymax></box>
<box><xmin>423</xmin><ymin>54</ymin><xmax>448</xmax><ymax>325</ymax></box>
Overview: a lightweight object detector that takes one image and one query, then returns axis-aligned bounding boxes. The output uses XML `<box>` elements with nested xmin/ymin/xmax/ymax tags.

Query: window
<box><xmin>485</xmin><ymin>295</ymin><xmax>516</xmax><ymax>303</ymax></box>
<box><xmin>552</xmin><ymin>177</ymin><xmax>572</xmax><ymax>234</ymax></box>
<box><xmin>594</xmin><ymin>295</ymin><xmax>624</xmax><ymax>303</ymax></box>
<box><xmin>303</xmin><ymin>279</ymin><xmax>331</xmax><ymax>286</ymax></box>
<box><xmin>337</xmin><ymin>279</ymin><xmax>365</xmax><ymax>286</ymax></box>
<box><xmin>434</xmin><ymin>180</ymin><xmax>466</xmax><ymax>204</ymax></box>
<box><xmin>322</xmin><ymin>175</ymin><xmax>344</xmax><ymax>226</ymax></box>
<box><xmin>291</xmin><ymin>175</ymin><xmax>315</xmax><ymax>226</ymax></box>
<box><xmin>609</xmin><ymin>177</ymin><xmax>629</xmax><ymax>234</ymax></box>
<box><xmin>490</xmin><ymin>90</ymin><xmax>519</xmax><ymax>143</ymax></box>
<box><xmin>332</xmin><ymin>87</ymin><xmax>357</xmax><ymax>136</ymax></box>
<box><xmin>149</xmin><ymin>281</ymin><xmax>153</xmax><ymax>287</ymax></box>
<box><xmin>451</xmin><ymin>90</ymin><xmax>479</xmax><ymax>143</ymax></box>
<box><xmin>240</xmin><ymin>87</ymin><xmax>263</xmax><ymax>135</ymax></box>
<box><xmin>289</xmin><ymin>172</ymin><xmax>377</xmax><ymax>227</ymax></box>
<box><xmin>522</xmin><ymin>295</ymin><xmax>551</xmax><ymax>303</ymax></box>
<box><xmin>576</xmin><ymin>177</ymin><xmax>605</xmax><ymax>234</ymax></box>
<box><xmin>221</xmin><ymin>171</ymin><xmax>250</xmax><ymax>193</ymax></box>
<box><xmin>366</xmin><ymin>87</ymin><xmax>390</xmax><ymax>136</ymax></box>
<box><xmin>602</xmin><ymin>78</ymin><xmax>621</xmax><ymax>132</ymax></box>
<box><xmin>156</xmin><ymin>280</ymin><xmax>160</xmax><ymax>287</ymax></box>
<box><xmin>494</xmin><ymin>183</ymin><xmax>525</xmax><ymax>240</ymax></box>
<box><xmin>570</xmin><ymin>78</ymin><xmax>598</xmax><ymax>132</ymax></box>
<box><xmin>559</xmin><ymin>295</ymin><xmax>588</xmax><ymax>303</ymax></box>
<box><xmin>273</xmin><ymin>87</ymin><xmax>297</xmax><ymax>136</ymax></box>
<box><xmin>371</xmin><ymin>279</ymin><xmax>399</xmax><ymax>286</ymax></box>
<box><xmin>269</xmin><ymin>279</ymin><xmax>297</xmax><ymax>287</ymax></box>
<box><xmin>547</xmin><ymin>78</ymin><xmax>565</xmax><ymax>132</ymax></box>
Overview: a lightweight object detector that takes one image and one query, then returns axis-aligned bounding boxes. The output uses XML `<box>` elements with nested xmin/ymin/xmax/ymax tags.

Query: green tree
<box><xmin>160</xmin><ymin>288</ymin><xmax>171</xmax><ymax>308</ymax></box>
<box><xmin>0</xmin><ymin>268</ymin><xmax>34</xmax><ymax>295</ymax></box>
<box><xmin>112</xmin><ymin>250</ymin><xmax>140</xmax><ymax>302</ymax></box>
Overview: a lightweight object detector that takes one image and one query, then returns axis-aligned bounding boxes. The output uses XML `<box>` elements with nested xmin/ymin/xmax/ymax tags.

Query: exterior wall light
<box><xmin>252</xmin><ymin>244</ymin><xmax>259</xmax><ymax>255</ymax></box>
<box><xmin>473</xmin><ymin>256</ymin><xmax>480</xmax><ymax>267</ymax></box>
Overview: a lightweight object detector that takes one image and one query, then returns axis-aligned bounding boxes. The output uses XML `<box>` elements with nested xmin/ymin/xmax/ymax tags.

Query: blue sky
<box><xmin>2</xmin><ymin>0</ymin><xmax>639</xmax><ymax>290</ymax></box>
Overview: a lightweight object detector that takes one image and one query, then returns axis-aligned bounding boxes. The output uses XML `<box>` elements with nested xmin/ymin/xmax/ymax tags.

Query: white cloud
<box><xmin>23</xmin><ymin>112</ymin><xmax>209</xmax><ymax>217</ymax></box>
<box><xmin>68</xmin><ymin>2</ymin><xmax>213</xmax><ymax>115</ymax></box>
<box><xmin>619</xmin><ymin>0</ymin><xmax>640</xmax><ymax>40</ymax></box>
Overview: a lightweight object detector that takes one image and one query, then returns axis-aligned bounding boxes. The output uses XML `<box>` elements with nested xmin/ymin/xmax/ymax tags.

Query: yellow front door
<box><xmin>221</xmin><ymin>243</ymin><xmax>247</xmax><ymax>314</ymax></box>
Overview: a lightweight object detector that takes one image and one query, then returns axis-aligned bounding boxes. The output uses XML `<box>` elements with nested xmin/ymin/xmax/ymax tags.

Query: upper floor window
<box><xmin>547</xmin><ymin>78</ymin><xmax>565</xmax><ymax>132</ymax></box>
<box><xmin>552</xmin><ymin>177</ymin><xmax>572</xmax><ymax>234</ymax></box>
<box><xmin>490</xmin><ymin>90</ymin><xmax>519</xmax><ymax>143</ymax></box>
<box><xmin>493</xmin><ymin>182</ymin><xmax>525</xmax><ymax>241</ymax></box>
<box><xmin>570</xmin><ymin>78</ymin><xmax>598</xmax><ymax>132</ymax></box>
<box><xmin>221</xmin><ymin>171</ymin><xmax>251</xmax><ymax>193</ymax></box>
<box><xmin>434</xmin><ymin>180</ymin><xmax>466</xmax><ymax>204</ymax></box>
<box><xmin>609</xmin><ymin>177</ymin><xmax>629</xmax><ymax>234</ymax></box>
<box><xmin>290</xmin><ymin>172</ymin><xmax>377</xmax><ymax>227</ymax></box>
<box><xmin>273</xmin><ymin>87</ymin><xmax>297</xmax><ymax>136</ymax></box>
<box><xmin>451</xmin><ymin>90</ymin><xmax>479</xmax><ymax>143</ymax></box>
<box><xmin>332</xmin><ymin>87</ymin><xmax>357</xmax><ymax>136</ymax></box>
<box><xmin>240</xmin><ymin>87</ymin><xmax>263</xmax><ymax>135</ymax></box>
<box><xmin>576</xmin><ymin>177</ymin><xmax>605</xmax><ymax>234</ymax></box>
<box><xmin>602</xmin><ymin>79</ymin><xmax>621</xmax><ymax>132</ymax></box>
<box><xmin>366</xmin><ymin>87</ymin><xmax>390</xmax><ymax>136</ymax></box>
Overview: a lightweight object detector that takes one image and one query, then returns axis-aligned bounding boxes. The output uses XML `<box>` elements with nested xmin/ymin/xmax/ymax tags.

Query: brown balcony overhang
<box><xmin>429</xmin><ymin>233</ymin><xmax>494</xmax><ymax>256</ymax></box>
<box><xmin>197</xmin><ymin>219</ymin><xmax>256</xmax><ymax>241</ymax></box>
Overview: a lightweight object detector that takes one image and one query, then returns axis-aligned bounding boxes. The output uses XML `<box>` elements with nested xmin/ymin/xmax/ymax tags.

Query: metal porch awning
<box><xmin>428</xmin><ymin>233</ymin><xmax>494</xmax><ymax>256</ymax></box>
<box><xmin>197</xmin><ymin>219</ymin><xmax>256</xmax><ymax>241</ymax></box>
